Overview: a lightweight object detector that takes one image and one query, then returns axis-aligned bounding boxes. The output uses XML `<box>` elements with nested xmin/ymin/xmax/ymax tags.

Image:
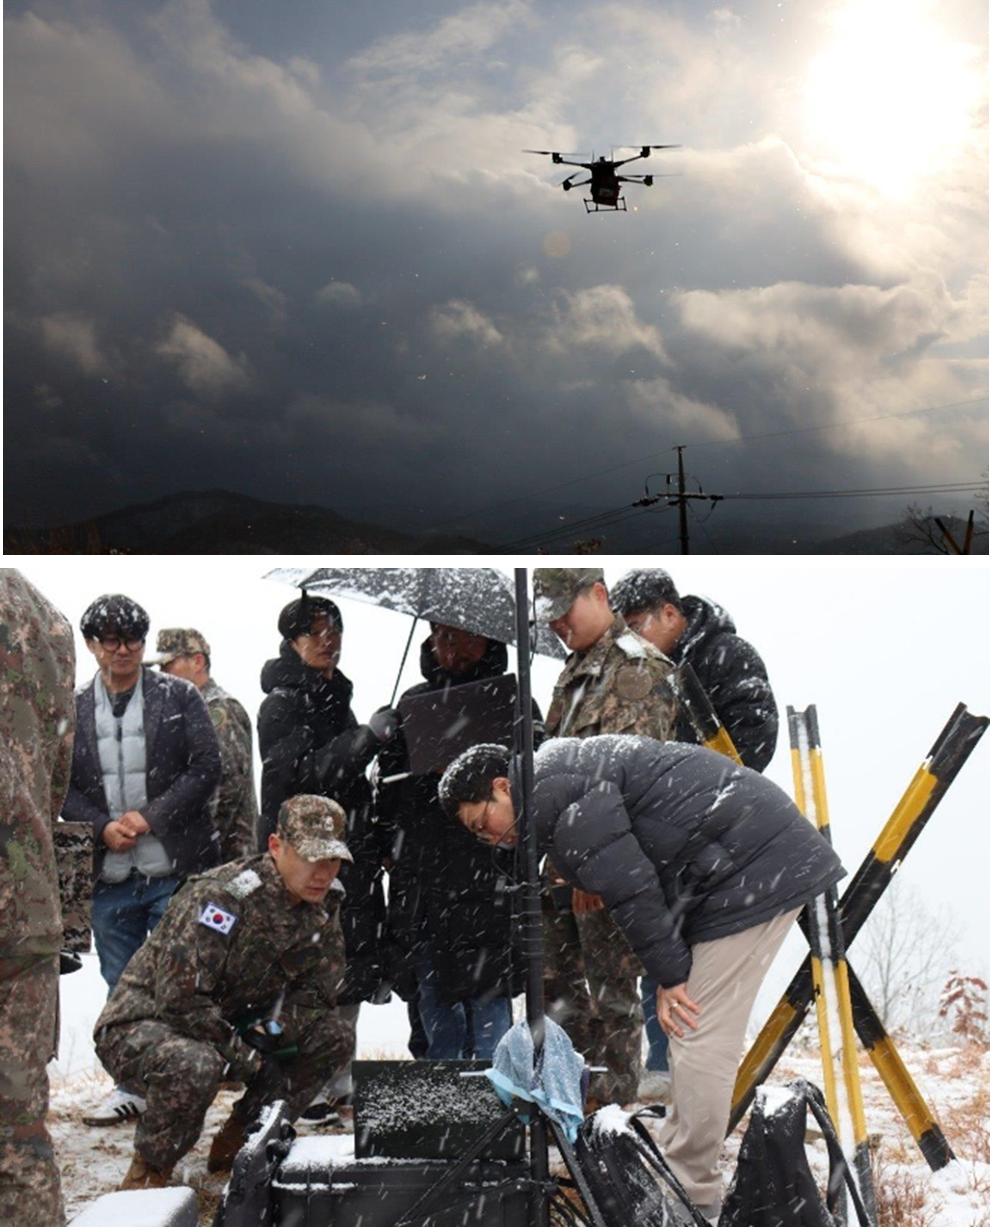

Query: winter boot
<box><xmin>207</xmin><ymin>1111</ymin><xmax>250</xmax><ymax>1173</ymax></box>
<box><xmin>119</xmin><ymin>1154</ymin><xmax>174</xmax><ymax>1190</ymax></box>
<box><xmin>300</xmin><ymin>1091</ymin><xmax>343</xmax><ymax>1126</ymax></box>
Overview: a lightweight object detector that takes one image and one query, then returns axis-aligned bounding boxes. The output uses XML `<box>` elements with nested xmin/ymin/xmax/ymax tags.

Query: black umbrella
<box><xmin>265</xmin><ymin>566</ymin><xmax>564</xmax><ymax>700</ymax></box>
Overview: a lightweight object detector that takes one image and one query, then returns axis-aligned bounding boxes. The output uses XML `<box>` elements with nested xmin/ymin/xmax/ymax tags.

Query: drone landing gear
<box><xmin>584</xmin><ymin>198</ymin><xmax>627</xmax><ymax>213</ymax></box>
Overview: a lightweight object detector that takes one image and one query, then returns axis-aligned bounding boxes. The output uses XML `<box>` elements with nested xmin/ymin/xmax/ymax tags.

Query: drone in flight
<box><xmin>524</xmin><ymin>144</ymin><xmax>681</xmax><ymax>213</ymax></box>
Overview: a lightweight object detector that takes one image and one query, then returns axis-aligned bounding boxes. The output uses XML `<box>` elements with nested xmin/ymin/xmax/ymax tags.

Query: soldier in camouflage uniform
<box><xmin>93</xmin><ymin>794</ymin><xmax>355</xmax><ymax>1191</ymax></box>
<box><xmin>533</xmin><ymin>567</ymin><xmax>677</xmax><ymax>1106</ymax></box>
<box><xmin>52</xmin><ymin>822</ymin><xmax>92</xmax><ymax>958</ymax></box>
<box><xmin>0</xmin><ymin>569</ymin><xmax>76</xmax><ymax>1227</ymax></box>
<box><xmin>153</xmin><ymin>628</ymin><xmax>258</xmax><ymax>862</ymax></box>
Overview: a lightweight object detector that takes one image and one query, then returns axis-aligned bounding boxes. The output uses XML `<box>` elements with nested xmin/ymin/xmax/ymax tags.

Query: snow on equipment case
<box><xmin>213</xmin><ymin>1100</ymin><xmax>294</xmax><ymax>1227</ymax></box>
<box><xmin>353</xmin><ymin>1059</ymin><xmax>526</xmax><ymax>1160</ymax></box>
<box><xmin>271</xmin><ymin>1148</ymin><xmax>531</xmax><ymax>1227</ymax></box>
<box><xmin>574</xmin><ymin>1105</ymin><xmax>709</xmax><ymax>1226</ymax></box>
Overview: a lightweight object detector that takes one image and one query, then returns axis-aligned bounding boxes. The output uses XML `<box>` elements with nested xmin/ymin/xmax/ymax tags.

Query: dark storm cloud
<box><xmin>4</xmin><ymin>0</ymin><xmax>986</xmax><ymax>537</ymax></box>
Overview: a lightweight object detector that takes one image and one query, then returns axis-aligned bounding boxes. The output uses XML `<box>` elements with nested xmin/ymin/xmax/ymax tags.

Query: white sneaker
<box><xmin>82</xmin><ymin>1086</ymin><xmax>147</xmax><ymax>1126</ymax></box>
<box><xmin>637</xmin><ymin>1070</ymin><xmax>672</xmax><ymax>1102</ymax></box>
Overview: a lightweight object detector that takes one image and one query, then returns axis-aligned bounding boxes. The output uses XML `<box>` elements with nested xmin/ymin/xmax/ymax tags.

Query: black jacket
<box><xmin>525</xmin><ymin>736</ymin><xmax>844</xmax><ymax>988</ymax></box>
<box><xmin>63</xmin><ymin>668</ymin><xmax>222</xmax><ymax>880</ymax></box>
<box><xmin>670</xmin><ymin>596</ymin><xmax>778</xmax><ymax>772</ymax></box>
<box><xmin>377</xmin><ymin>637</ymin><xmax>540</xmax><ymax>1006</ymax></box>
<box><xmin>257</xmin><ymin>642</ymin><xmax>388</xmax><ymax>1005</ymax></box>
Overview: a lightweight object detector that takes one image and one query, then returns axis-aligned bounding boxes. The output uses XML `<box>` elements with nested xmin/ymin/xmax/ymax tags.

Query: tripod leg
<box><xmin>546</xmin><ymin>1118</ymin><xmax>610</xmax><ymax>1227</ymax></box>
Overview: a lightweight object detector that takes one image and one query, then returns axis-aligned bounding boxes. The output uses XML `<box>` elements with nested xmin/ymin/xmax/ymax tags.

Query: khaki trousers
<box><xmin>658</xmin><ymin>908</ymin><xmax>800</xmax><ymax>1206</ymax></box>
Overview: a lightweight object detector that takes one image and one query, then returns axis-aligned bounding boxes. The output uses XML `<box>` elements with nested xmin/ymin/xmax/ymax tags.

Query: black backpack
<box><xmin>574</xmin><ymin>1106</ymin><xmax>710</xmax><ymax>1226</ymax></box>
<box><xmin>721</xmin><ymin>1079</ymin><xmax>872</xmax><ymax>1227</ymax></box>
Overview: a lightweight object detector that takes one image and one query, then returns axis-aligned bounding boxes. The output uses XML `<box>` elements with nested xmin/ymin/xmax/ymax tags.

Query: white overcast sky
<box><xmin>10</xmin><ymin>555</ymin><xmax>990</xmax><ymax>983</ymax></box>
<box><xmin>4</xmin><ymin>0</ymin><xmax>987</xmax><ymax>542</ymax></box>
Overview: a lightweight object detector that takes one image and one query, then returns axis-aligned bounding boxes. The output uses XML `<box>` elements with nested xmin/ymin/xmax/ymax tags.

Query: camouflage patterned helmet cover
<box><xmin>152</xmin><ymin>627</ymin><xmax>211</xmax><ymax>666</ymax></box>
<box><xmin>277</xmin><ymin>795</ymin><xmax>353</xmax><ymax>863</ymax></box>
<box><xmin>533</xmin><ymin>568</ymin><xmax>605</xmax><ymax>622</ymax></box>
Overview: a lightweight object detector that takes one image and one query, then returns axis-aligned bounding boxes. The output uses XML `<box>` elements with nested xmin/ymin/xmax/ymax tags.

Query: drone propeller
<box><xmin>617</xmin><ymin>144</ymin><xmax>682</xmax><ymax>150</ymax></box>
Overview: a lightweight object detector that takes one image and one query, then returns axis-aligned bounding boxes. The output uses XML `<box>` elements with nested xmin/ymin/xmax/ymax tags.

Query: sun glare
<box><xmin>803</xmin><ymin>0</ymin><xmax>980</xmax><ymax>194</ymax></box>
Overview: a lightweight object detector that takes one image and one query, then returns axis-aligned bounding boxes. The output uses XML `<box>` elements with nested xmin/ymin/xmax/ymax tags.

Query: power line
<box><xmin>440</xmin><ymin>395</ymin><xmax>987</xmax><ymax>530</ymax></box>
<box><xmin>687</xmin><ymin>498</ymin><xmax>723</xmax><ymax>555</ymax></box>
<box><xmin>490</xmin><ymin>478</ymin><xmax>984</xmax><ymax>551</ymax></box>
<box><xmin>651</xmin><ymin>445</ymin><xmax>723</xmax><ymax>554</ymax></box>
<box><xmin>729</xmin><ymin>482</ymin><xmax>982</xmax><ymax>501</ymax></box>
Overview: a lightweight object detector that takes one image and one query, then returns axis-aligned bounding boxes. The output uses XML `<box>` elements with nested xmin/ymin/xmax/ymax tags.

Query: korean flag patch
<box><xmin>199</xmin><ymin>902</ymin><xmax>238</xmax><ymax>935</ymax></box>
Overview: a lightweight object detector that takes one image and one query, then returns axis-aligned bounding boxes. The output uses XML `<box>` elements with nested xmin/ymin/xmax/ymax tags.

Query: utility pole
<box><xmin>633</xmin><ymin>445</ymin><xmax>723</xmax><ymax>554</ymax></box>
<box><xmin>675</xmin><ymin>446</ymin><xmax>689</xmax><ymax>553</ymax></box>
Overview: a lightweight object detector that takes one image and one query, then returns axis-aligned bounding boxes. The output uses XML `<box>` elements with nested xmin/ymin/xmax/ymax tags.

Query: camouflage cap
<box><xmin>533</xmin><ymin>568</ymin><xmax>605</xmax><ymax>622</ymax></box>
<box><xmin>151</xmin><ymin>627</ymin><xmax>211</xmax><ymax>666</ymax></box>
<box><xmin>277</xmin><ymin>795</ymin><xmax>353</xmax><ymax>863</ymax></box>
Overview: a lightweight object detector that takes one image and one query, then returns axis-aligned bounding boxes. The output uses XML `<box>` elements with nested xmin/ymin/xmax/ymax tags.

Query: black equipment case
<box><xmin>216</xmin><ymin>1063</ymin><xmax>531</xmax><ymax>1227</ymax></box>
<box><xmin>271</xmin><ymin>1152</ymin><xmax>530</xmax><ymax>1226</ymax></box>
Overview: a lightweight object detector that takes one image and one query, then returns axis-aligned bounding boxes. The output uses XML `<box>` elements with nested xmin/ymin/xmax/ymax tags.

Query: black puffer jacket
<box><xmin>669</xmin><ymin>596</ymin><xmax>778</xmax><ymax>772</ymax></box>
<box><xmin>378</xmin><ymin>637</ymin><xmax>540</xmax><ymax>1007</ymax></box>
<box><xmin>525</xmin><ymin>735</ymin><xmax>844</xmax><ymax>988</ymax></box>
<box><xmin>257</xmin><ymin>641</ymin><xmax>389</xmax><ymax>1005</ymax></box>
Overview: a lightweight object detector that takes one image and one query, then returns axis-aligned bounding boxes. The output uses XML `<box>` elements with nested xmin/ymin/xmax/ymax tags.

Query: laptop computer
<box><xmin>398</xmin><ymin>673</ymin><xmax>518</xmax><ymax>776</ymax></box>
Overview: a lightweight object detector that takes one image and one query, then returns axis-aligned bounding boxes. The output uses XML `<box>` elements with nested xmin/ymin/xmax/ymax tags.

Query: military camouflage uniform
<box><xmin>53</xmin><ymin>822</ymin><xmax>92</xmax><ymax>954</ymax></box>
<box><xmin>543</xmin><ymin>608</ymin><xmax>677</xmax><ymax>1105</ymax></box>
<box><xmin>0</xmin><ymin>570</ymin><xmax>76</xmax><ymax>1227</ymax></box>
<box><xmin>154</xmin><ymin>629</ymin><xmax>258</xmax><ymax>863</ymax></box>
<box><xmin>94</xmin><ymin>851</ymin><xmax>353</xmax><ymax>1172</ymax></box>
<box><xmin>201</xmin><ymin>678</ymin><xmax>258</xmax><ymax>862</ymax></box>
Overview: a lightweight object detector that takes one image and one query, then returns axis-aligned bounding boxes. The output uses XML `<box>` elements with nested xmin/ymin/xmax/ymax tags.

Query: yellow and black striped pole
<box><xmin>837</xmin><ymin>703</ymin><xmax>987</xmax><ymax>940</ymax></box>
<box><xmin>673</xmin><ymin>662</ymin><xmax>744</xmax><ymax>766</ymax></box>
<box><xmin>789</xmin><ymin>706</ymin><xmax>876</xmax><ymax>1224</ymax></box>
<box><xmin>730</xmin><ymin>703</ymin><xmax>987</xmax><ymax>1167</ymax></box>
<box><xmin>846</xmin><ymin>964</ymin><xmax>954</xmax><ymax>1170</ymax></box>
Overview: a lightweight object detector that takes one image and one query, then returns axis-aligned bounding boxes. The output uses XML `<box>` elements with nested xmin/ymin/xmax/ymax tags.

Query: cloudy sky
<box><xmin>5</xmin><ymin>0</ymin><xmax>987</xmax><ymax>543</ymax></box>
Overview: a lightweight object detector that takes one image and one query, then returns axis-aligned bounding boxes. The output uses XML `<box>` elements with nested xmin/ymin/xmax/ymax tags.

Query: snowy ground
<box><xmin>54</xmin><ymin>953</ymin><xmax>989</xmax><ymax>1225</ymax></box>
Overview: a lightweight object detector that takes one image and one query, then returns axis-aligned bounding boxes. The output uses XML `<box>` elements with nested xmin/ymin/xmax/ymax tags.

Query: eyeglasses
<box><xmin>468</xmin><ymin>798</ymin><xmax>494</xmax><ymax>837</ymax></box>
<box><xmin>99</xmin><ymin>636</ymin><xmax>145</xmax><ymax>652</ymax></box>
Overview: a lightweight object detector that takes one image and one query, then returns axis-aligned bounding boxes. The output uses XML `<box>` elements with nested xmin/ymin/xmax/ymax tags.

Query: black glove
<box><xmin>241</xmin><ymin>1020</ymin><xmax>299</xmax><ymax>1063</ymax></box>
<box><xmin>367</xmin><ymin>706</ymin><xmax>401</xmax><ymax>744</ymax></box>
<box><xmin>241</xmin><ymin>1023</ymin><xmax>283</xmax><ymax>1057</ymax></box>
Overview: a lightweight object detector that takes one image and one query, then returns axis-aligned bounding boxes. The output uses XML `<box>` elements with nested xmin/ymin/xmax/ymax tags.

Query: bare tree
<box><xmin>855</xmin><ymin>878</ymin><xmax>960</xmax><ymax>1037</ymax></box>
<box><xmin>896</xmin><ymin>474</ymin><xmax>990</xmax><ymax>555</ymax></box>
<box><xmin>895</xmin><ymin>505</ymin><xmax>965</xmax><ymax>554</ymax></box>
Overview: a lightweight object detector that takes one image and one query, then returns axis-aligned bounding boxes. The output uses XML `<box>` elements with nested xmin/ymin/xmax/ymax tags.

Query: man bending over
<box><xmin>439</xmin><ymin>737</ymin><xmax>844</xmax><ymax>1224</ymax></box>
